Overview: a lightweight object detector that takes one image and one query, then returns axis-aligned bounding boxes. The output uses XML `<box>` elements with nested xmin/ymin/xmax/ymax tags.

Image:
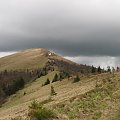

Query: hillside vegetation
<box><xmin>0</xmin><ymin>48</ymin><xmax>119</xmax><ymax>120</ymax></box>
<box><xmin>0</xmin><ymin>48</ymin><xmax>92</xmax><ymax>106</ymax></box>
<box><xmin>0</xmin><ymin>71</ymin><xmax>120</xmax><ymax>120</ymax></box>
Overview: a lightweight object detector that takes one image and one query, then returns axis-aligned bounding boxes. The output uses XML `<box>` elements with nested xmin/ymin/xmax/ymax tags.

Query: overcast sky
<box><xmin>0</xmin><ymin>0</ymin><xmax>120</xmax><ymax>68</ymax></box>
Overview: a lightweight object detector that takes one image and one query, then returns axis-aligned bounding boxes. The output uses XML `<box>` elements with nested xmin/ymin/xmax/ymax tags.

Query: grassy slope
<box><xmin>0</xmin><ymin>48</ymin><xmax>49</xmax><ymax>71</ymax></box>
<box><xmin>0</xmin><ymin>72</ymin><xmax>107</xmax><ymax>120</ymax></box>
<box><xmin>0</xmin><ymin>71</ymin><xmax>58</xmax><ymax>119</ymax></box>
<box><xmin>0</xmin><ymin>49</ymin><xmax>120</xmax><ymax>120</ymax></box>
<box><xmin>1</xmin><ymin>71</ymin><xmax>59</xmax><ymax>108</ymax></box>
<box><xmin>0</xmin><ymin>48</ymin><xmax>77</xmax><ymax>71</ymax></box>
<box><xmin>0</xmin><ymin>73</ymin><xmax>120</xmax><ymax>120</ymax></box>
<box><xmin>0</xmin><ymin>72</ymin><xmax>96</xmax><ymax>119</ymax></box>
<box><xmin>55</xmin><ymin>74</ymin><xmax>120</xmax><ymax>120</ymax></box>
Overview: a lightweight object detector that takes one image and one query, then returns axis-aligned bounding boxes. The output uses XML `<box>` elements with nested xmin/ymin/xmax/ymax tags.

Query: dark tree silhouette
<box><xmin>44</xmin><ymin>78</ymin><xmax>50</xmax><ymax>86</ymax></box>
<box><xmin>50</xmin><ymin>86</ymin><xmax>57</xmax><ymax>96</ymax></box>
<box><xmin>97</xmin><ymin>66</ymin><xmax>101</xmax><ymax>73</ymax></box>
<box><xmin>91</xmin><ymin>65</ymin><xmax>96</xmax><ymax>73</ymax></box>
<box><xmin>52</xmin><ymin>73</ymin><xmax>59</xmax><ymax>83</ymax></box>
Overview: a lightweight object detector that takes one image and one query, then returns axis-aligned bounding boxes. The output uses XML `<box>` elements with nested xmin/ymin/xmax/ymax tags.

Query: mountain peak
<box><xmin>20</xmin><ymin>48</ymin><xmax>49</xmax><ymax>54</ymax></box>
<box><xmin>0</xmin><ymin>48</ymin><xmax>85</xmax><ymax>73</ymax></box>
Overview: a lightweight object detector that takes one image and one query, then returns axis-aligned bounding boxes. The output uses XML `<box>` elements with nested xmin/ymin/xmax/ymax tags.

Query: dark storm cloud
<box><xmin>0</xmin><ymin>0</ymin><xmax>120</xmax><ymax>57</ymax></box>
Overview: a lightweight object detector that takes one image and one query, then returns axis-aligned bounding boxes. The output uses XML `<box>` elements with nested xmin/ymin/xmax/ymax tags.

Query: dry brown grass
<box><xmin>0</xmin><ymin>48</ymin><xmax>49</xmax><ymax>71</ymax></box>
<box><xmin>0</xmin><ymin>48</ymin><xmax>76</xmax><ymax>71</ymax></box>
<box><xmin>0</xmin><ymin>73</ymin><xmax>120</xmax><ymax>120</ymax></box>
<box><xmin>0</xmin><ymin>72</ymin><xmax>99</xmax><ymax>120</ymax></box>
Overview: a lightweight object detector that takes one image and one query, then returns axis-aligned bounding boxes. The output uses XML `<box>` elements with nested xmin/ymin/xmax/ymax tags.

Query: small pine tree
<box><xmin>59</xmin><ymin>74</ymin><xmax>63</xmax><ymax>81</ymax></box>
<box><xmin>52</xmin><ymin>73</ymin><xmax>58</xmax><ymax>83</ymax></box>
<box><xmin>97</xmin><ymin>66</ymin><xmax>101</xmax><ymax>73</ymax></box>
<box><xmin>107</xmin><ymin>66</ymin><xmax>111</xmax><ymax>73</ymax></box>
<box><xmin>73</xmin><ymin>75</ymin><xmax>80</xmax><ymax>83</ymax></box>
<box><xmin>44</xmin><ymin>78</ymin><xmax>50</xmax><ymax>86</ymax></box>
<box><xmin>28</xmin><ymin>100</ymin><xmax>55</xmax><ymax>120</ymax></box>
<box><xmin>24</xmin><ymin>91</ymin><xmax>26</xmax><ymax>95</ymax></box>
<box><xmin>50</xmin><ymin>86</ymin><xmax>57</xmax><ymax>96</ymax></box>
<box><xmin>117</xmin><ymin>66</ymin><xmax>119</xmax><ymax>71</ymax></box>
<box><xmin>91</xmin><ymin>65</ymin><xmax>96</xmax><ymax>73</ymax></box>
<box><xmin>38</xmin><ymin>75</ymin><xmax>40</xmax><ymax>78</ymax></box>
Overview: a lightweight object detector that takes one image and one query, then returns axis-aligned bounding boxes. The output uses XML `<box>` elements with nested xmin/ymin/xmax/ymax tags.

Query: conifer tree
<box><xmin>107</xmin><ymin>66</ymin><xmax>111</xmax><ymax>73</ymax></box>
<box><xmin>73</xmin><ymin>75</ymin><xmax>80</xmax><ymax>83</ymax></box>
<box><xmin>50</xmin><ymin>86</ymin><xmax>57</xmax><ymax>96</ymax></box>
<box><xmin>97</xmin><ymin>66</ymin><xmax>101</xmax><ymax>73</ymax></box>
<box><xmin>44</xmin><ymin>78</ymin><xmax>50</xmax><ymax>86</ymax></box>
<box><xmin>52</xmin><ymin>73</ymin><xmax>58</xmax><ymax>83</ymax></box>
<box><xmin>91</xmin><ymin>65</ymin><xmax>96</xmax><ymax>73</ymax></box>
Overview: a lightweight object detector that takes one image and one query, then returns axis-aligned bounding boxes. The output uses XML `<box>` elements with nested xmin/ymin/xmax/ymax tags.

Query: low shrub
<box><xmin>28</xmin><ymin>100</ymin><xmax>55</xmax><ymax>120</ymax></box>
<box><xmin>73</xmin><ymin>75</ymin><xmax>80</xmax><ymax>83</ymax></box>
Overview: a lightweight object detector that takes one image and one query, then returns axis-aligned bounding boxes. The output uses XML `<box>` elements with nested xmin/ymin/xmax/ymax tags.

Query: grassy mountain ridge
<box><xmin>0</xmin><ymin>48</ymin><xmax>88</xmax><ymax>72</ymax></box>
<box><xmin>0</xmin><ymin>48</ymin><xmax>49</xmax><ymax>71</ymax></box>
<box><xmin>0</xmin><ymin>48</ymin><xmax>91</xmax><ymax>74</ymax></box>
<box><xmin>0</xmin><ymin>48</ymin><xmax>110</xmax><ymax>120</ymax></box>
<box><xmin>0</xmin><ymin>48</ymin><xmax>91</xmax><ymax>106</ymax></box>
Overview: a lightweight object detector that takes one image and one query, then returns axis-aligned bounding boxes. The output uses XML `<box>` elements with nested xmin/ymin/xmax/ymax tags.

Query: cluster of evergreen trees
<box><xmin>91</xmin><ymin>65</ymin><xmax>102</xmax><ymax>74</ymax></box>
<box><xmin>42</xmin><ymin>71</ymin><xmax>70</xmax><ymax>86</ymax></box>
<box><xmin>0</xmin><ymin>65</ymin><xmax>51</xmax><ymax>105</ymax></box>
<box><xmin>2</xmin><ymin>77</ymin><xmax>25</xmax><ymax>96</ymax></box>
